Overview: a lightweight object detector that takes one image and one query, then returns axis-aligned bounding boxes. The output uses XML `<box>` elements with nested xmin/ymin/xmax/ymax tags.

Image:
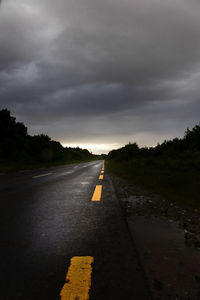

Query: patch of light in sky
<box><xmin>62</xmin><ymin>143</ymin><xmax>121</xmax><ymax>154</ymax></box>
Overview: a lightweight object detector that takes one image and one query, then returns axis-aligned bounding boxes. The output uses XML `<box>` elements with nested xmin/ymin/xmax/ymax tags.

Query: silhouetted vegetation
<box><xmin>107</xmin><ymin>124</ymin><xmax>200</xmax><ymax>208</ymax></box>
<box><xmin>0</xmin><ymin>109</ymin><xmax>99</xmax><ymax>172</ymax></box>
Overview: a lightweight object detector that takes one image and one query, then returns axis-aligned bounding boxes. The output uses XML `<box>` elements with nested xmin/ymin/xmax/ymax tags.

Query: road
<box><xmin>0</xmin><ymin>160</ymin><xmax>151</xmax><ymax>299</ymax></box>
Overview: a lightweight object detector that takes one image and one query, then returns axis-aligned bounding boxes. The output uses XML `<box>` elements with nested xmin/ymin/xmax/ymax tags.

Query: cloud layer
<box><xmin>0</xmin><ymin>0</ymin><xmax>200</xmax><ymax>153</ymax></box>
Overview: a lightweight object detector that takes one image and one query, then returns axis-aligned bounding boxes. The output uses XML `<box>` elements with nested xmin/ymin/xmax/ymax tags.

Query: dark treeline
<box><xmin>107</xmin><ymin>123</ymin><xmax>200</xmax><ymax>208</ymax></box>
<box><xmin>0</xmin><ymin>109</ymin><xmax>99</xmax><ymax>166</ymax></box>
<box><xmin>108</xmin><ymin>124</ymin><xmax>200</xmax><ymax>160</ymax></box>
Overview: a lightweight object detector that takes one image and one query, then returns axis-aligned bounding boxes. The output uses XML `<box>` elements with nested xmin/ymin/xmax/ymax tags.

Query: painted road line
<box><xmin>99</xmin><ymin>174</ymin><xmax>103</xmax><ymax>180</ymax></box>
<box><xmin>92</xmin><ymin>185</ymin><xmax>102</xmax><ymax>201</ymax></box>
<box><xmin>32</xmin><ymin>173</ymin><xmax>52</xmax><ymax>179</ymax></box>
<box><xmin>60</xmin><ymin>256</ymin><xmax>94</xmax><ymax>300</ymax></box>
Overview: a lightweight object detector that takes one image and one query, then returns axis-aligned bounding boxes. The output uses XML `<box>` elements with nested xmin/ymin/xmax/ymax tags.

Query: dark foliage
<box><xmin>108</xmin><ymin>123</ymin><xmax>200</xmax><ymax>161</ymax></box>
<box><xmin>0</xmin><ymin>109</ymin><xmax>96</xmax><ymax>164</ymax></box>
<box><xmin>0</xmin><ymin>109</ymin><xmax>28</xmax><ymax>160</ymax></box>
<box><xmin>107</xmin><ymin>123</ymin><xmax>200</xmax><ymax>208</ymax></box>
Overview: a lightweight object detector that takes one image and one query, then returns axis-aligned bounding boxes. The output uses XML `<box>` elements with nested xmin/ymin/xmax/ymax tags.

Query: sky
<box><xmin>0</xmin><ymin>0</ymin><xmax>200</xmax><ymax>154</ymax></box>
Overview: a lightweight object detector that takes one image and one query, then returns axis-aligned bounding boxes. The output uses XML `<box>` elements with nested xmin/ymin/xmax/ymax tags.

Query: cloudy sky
<box><xmin>0</xmin><ymin>0</ymin><xmax>200</xmax><ymax>153</ymax></box>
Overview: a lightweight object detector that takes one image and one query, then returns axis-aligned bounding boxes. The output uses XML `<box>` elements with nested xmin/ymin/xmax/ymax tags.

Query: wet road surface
<box><xmin>0</xmin><ymin>161</ymin><xmax>150</xmax><ymax>299</ymax></box>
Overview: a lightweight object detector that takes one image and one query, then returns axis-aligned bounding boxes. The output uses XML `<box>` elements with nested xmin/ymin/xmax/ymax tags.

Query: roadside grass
<box><xmin>106</xmin><ymin>156</ymin><xmax>200</xmax><ymax>210</ymax></box>
<box><xmin>0</xmin><ymin>158</ymin><xmax>98</xmax><ymax>174</ymax></box>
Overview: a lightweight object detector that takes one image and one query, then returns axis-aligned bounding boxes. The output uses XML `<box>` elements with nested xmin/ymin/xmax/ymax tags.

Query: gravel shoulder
<box><xmin>112</xmin><ymin>175</ymin><xmax>200</xmax><ymax>299</ymax></box>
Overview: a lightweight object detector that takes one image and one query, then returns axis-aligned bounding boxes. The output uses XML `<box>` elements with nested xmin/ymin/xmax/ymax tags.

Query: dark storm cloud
<box><xmin>0</xmin><ymin>0</ymin><xmax>200</xmax><ymax>152</ymax></box>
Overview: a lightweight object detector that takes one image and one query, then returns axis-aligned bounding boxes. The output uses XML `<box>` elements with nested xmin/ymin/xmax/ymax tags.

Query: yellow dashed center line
<box><xmin>60</xmin><ymin>256</ymin><xmax>94</xmax><ymax>300</ymax></box>
<box><xmin>99</xmin><ymin>174</ymin><xmax>103</xmax><ymax>180</ymax></box>
<box><xmin>92</xmin><ymin>185</ymin><xmax>102</xmax><ymax>201</ymax></box>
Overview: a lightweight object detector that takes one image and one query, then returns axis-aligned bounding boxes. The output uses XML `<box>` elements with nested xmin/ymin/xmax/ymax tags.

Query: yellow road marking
<box><xmin>60</xmin><ymin>256</ymin><xmax>94</xmax><ymax>300</ymax></box>
<box><xmin>99</xmin><ymin>174</ymin><xmax>103</xmax><ymax>180</ymax></box>
<box><xmin>92</xmin><ymin>185</ymin><xmax>102</xmax><ymax>201</ymax></box>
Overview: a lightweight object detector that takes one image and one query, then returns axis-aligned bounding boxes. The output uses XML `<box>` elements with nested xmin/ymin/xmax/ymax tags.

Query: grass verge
<box><xmin>106</xmin><ymin>157</ymin><xmax>200</xmax><ymax>210</ymax></box>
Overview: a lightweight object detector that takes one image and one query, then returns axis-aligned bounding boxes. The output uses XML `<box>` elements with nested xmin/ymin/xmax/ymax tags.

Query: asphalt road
<box><xmin>0</xmin><ymin>160</ymin><xmax>151</xmax><ymax>299</ymax></box>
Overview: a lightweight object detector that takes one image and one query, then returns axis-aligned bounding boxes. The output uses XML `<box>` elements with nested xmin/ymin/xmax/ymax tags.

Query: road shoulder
<box><xmin>110</xmin><ymin>175</ymin><xmax>200</xmax><ymax>299</ymax></box>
